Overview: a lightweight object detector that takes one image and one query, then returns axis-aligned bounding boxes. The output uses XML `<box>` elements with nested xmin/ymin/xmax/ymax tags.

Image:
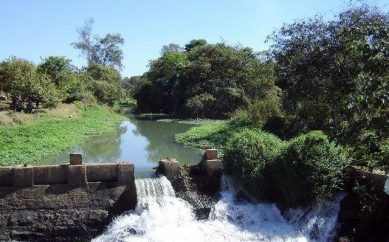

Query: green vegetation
<box><xmin>0</xmin><ymin>103</ymin><xmax>124</xmax><ymax>166</ymax></box>
<box><xmin>0</xmin><ymin>18</ymin><xmax>125</xmax><ymax>109</ymax></box>
<box><xmin>274</xmin><ymin>132</ymin><xmax>347</xmax><ymax>208</ymax></box>
<box><xmin>269</xmin><ymin>6</ymin><xmax>389</xmax><ymax>171</ymax></box>
<box><xmin>0</xmin><ymin>19</ymin><xmax>128</xmax><ymax>167</ymax></box>
<box><xmin>223</xmin><ymin>129</ymin><xmax>284</xmax><ymax>199</ymax></box>
<box><xmin>176</xmin><ymin>121</ymin><xmax>235</xmax><ymax>150</ymax></box>
<box><xmin>175</xmin><ymin>6</ymin><xmax>388</xmax><ymax>174</ymax></box>
<box><xmin>173</xmin><ymin>6</ymin><xmax>387</xmax><ymax>209</ymax></box>
<box><xmin>131</xmin><ymin>40</ymin><xmax>279</xmax><ymax>119</ymax></box>
<box><xmin>178</xmin><ymin>124</ymin><xmax>348</xmax><ymax>207</ymax></box>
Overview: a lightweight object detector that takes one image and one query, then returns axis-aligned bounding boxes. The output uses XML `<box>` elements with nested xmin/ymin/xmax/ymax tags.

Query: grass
<box><xmin>175</xmin><ymin>120</ymin><xmax>249</xmax><ymax>152</ymax></box>
<box><xmin>0</xmin><ymin>103</ymin><xmax>124</xmax><ymax>166</ymax></box>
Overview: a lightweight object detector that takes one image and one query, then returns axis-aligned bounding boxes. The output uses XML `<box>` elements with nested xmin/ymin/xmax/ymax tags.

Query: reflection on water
<box><xmin>43</xmin><ymin>119</ymin><xmax>202</xmax><ymax>175</ymax></box>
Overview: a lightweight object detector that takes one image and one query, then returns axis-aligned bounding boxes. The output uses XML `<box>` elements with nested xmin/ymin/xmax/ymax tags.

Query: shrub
<box><xmin>223</xmin><ymin>129</ymin><xmax>285</xmax><ymax>200</ymax></box>
<box><xmin>223</xmin><ymin>129</ymin><xmax>348</xmax><ymax>208</ymax></box>
<box><xmin>275</xmin><ymin>131</ymin><xmax>348</xmax><ymax>208</ymax></box>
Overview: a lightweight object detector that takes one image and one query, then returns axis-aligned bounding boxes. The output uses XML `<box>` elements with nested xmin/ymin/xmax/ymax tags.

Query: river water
<box><xmin>43</xmin><ymin>119</ymin><xmax>202</xmax><ymax>176</ymax></box>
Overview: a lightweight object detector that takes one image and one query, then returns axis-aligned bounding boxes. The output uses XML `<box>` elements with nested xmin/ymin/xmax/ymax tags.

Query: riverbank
<box><xmin>0</xmin><ymin>103</ymin><xmax>125</xmax><ymax>166</ymax></box>
<box><xmin>175</xmin><ymin>120</ymin><xmax>240</xmax><ymax>152</ymax></box>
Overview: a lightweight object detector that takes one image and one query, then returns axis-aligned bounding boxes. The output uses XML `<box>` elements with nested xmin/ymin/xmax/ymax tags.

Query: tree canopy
<box><xmin>132</xmin><ymin>41</ymin><xmax>280</xmax><ymax>118</ymax></box>
<box><xmin>269</xmin><ymin>6</ymin><xmax>389</xmax><ymax>169</ymax></box>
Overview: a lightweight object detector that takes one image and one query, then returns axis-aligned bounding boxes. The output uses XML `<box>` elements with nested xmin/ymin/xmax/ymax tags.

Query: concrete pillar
<box><xmin>205</xmin><ymin>149</ymin><xmax>218</xmax><ymax>160</ymax></box>
<box><xmin>13</xmin><ymin>167</ymin><xmax>34</xmax><ymax>187</ymax></box>
<box><xmin>118</xmin><ymin>163</ymin><xmax>134</xmax><ymax>185</ymax></box>
<box><xmin>202</xmin><ymin>159</ymin><xmax>222</xmax><ymax>177</ymax></box>
<box><xmin>158</xmin><ymin>159</ymin><xmax>181</xmax><ymax>181</ymax></box>
<box><xmin>201</xmin><ymin>149</ymin><xmax>222</xmax><ymax>177</ymax></box>
<box><xmin>69</xmin><ymin>153</ymin><xmax>82</xmax><ymax>165</ymax></box>
<box><xmin>67</xmin><ymin>165</ymin><xmax>88</xmax><ymax>188</ymax></box>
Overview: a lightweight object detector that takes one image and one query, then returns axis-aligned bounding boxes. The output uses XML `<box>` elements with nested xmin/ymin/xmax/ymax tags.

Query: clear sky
<box><xmin>1</xmin><ymin>0</ymin><xmax>388</xmax><ymax>77</ymax></box>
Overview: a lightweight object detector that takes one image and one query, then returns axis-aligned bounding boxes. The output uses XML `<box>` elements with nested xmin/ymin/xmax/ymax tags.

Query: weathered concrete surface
<box><xmin>157</xmin><ymin>158</ymin><xmax>181</xmax><ymax>181</ymax></box>
<box><xmin>201</xmin><ymin>159</ymin><xmax>222</xmax><ymax>177</ymax></box>
<box><xmin>0</xmin><ymin>162</ymin><xmax>135</xmax><ymax>187</ymax></box>
<box><xmin>0</xmin><ymin>182</ymin><xmax>137</xmax><ymax>241</ymax></box>
<box><xmin>0</xmin><ymin>161</ymin><xmax>137</xmax><ymax>241</ymax></box>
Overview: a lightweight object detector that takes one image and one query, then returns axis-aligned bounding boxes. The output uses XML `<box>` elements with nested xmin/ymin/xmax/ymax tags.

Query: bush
<box><xmin>223</xmin><ymin>129</ymin><xmax>285</xmax><ymax>200</ymax></box>
<box><xmin>223</xmin><ymin>129</ymin><xmax>348</xmax><ymax>208</ymax></box>
<box><xmin>275</xmin><ymin>131</ymin><xmax>348</xmax><ymax>208</ymax></box>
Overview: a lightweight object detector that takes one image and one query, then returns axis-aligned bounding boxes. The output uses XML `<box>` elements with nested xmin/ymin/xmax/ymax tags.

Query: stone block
<box><xmin>13</xmin><ymin>167</ymin><xmax>34</xmax><ymax>187</ymax></box>
<box><xmin>118</xmin><ymin>163</ymin><xmax>134</xmax><ymax>185</ymax></box>
<box><xmin>87</xmin><ymin>163</ymin><xmax>118</xmax><ymax>182</ymax></box>
<box><xmin>69</xmin><ymin>153</ymin><xmax>82</xmax><ymax>165</ymax></box>
<box><xmin>158</xmin><ymin>159</ymin><xmax>180</xmax><ymax>181</ymax></box>
<box><xmin>0</xmin><ymin>167</ymin><xmax>14</xmax><ymax>186</ymax></box>
<box><xmin>67</xmin><ymin>165</ymin><xmax>87</xmax><ymax>188</ymax></box>
<box><xmin>203</xmin><ymin>159</ymin><xmax>222</xmax><ymax>177</ymax></box>
<box><xmin>205</xmin><ymin>149</ymin><xmax>218</xmax><ymax>160</ymax></box>
<box><xmin>33</xmin><ymin>165</ymin><xmax>67</xmax><ymax>185</ymax></box>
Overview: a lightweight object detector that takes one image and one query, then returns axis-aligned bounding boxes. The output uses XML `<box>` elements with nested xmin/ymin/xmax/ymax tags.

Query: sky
<box><xmin>1</xmin><ymin>0</ymin><xmax>388</xmax><ymax>77</ymax></box>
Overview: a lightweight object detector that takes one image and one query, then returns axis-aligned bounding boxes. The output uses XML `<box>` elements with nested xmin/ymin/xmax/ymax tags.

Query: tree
<box><xmin>37</xmin><ymin>56</ymin><xmax>84</xmax><ymax>103</ymax></box>
<box><xmin>184</xmin><ymin>39</ymin><xmax>207</xmax><ymax>51</ymax></box>
<box><xmin>72</xmin><ymin>18</ymin><xmax>125</xmax><ymax>70</ymax></box>
<box><xmin>0</xmin><ymin>57</ymin><xmax>60</xmax><ymax>107</ymax></box>
<box><xmin>84</xmin><ymin>64</ymin><xmax>123</xmax><ymax>105</ymax></box>
<box><xmin>160</xmin><ymin>43</ymin><xmax>182</xmax><ymax>55</ymax></box>
<box><xmin>133</xmin><ymin>40</ymin><xmax>280</xmax><ymax>118</ymax></box>
<box><xmin>269</xmin><ymin>6</ymin><xmax>389</xmax><ymax>170</ymax></box>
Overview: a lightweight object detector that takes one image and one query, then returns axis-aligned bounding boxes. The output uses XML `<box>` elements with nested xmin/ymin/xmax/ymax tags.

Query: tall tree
<box><xmin>72</xmin><ymin>18</ymin><xmax>125</xmax><ymax>70</ymax></box>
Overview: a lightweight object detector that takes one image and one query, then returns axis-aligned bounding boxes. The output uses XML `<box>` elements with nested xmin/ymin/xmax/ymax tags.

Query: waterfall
<box><xmin>93</xmin><ymin>176</ymin><xmax>344</xmax><ymax>242</ymax></box>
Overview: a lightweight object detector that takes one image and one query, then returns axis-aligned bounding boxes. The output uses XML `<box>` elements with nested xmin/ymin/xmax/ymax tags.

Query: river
<box><xmin>43</xmin><ymin>118</ymin><xmax>202</xmax><ymax>176</ymax></box>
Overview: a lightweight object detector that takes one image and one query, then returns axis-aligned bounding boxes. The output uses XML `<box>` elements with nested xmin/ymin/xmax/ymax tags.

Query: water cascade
<box><xmin>94</xmin><ymin>176</ymin><xmax>344</xmax><ymax>242</ymax></box>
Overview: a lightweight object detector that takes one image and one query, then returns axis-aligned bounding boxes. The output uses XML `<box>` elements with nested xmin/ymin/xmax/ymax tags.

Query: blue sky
<box><xmin>1</xmin><ymin>0</ymin><xmax>388</xmax><ymax>77</ymax></box>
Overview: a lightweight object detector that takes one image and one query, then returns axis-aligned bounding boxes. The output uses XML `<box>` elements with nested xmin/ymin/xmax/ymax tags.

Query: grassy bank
<box><xmin>175</xmin><ymin>120</ymin><xmax>246</xmax><ymax>151</ymax></box>
<box><xmin>0</xmin><ymin>103</ymin><xmax>124</xmax><ymax>166</ymax></box>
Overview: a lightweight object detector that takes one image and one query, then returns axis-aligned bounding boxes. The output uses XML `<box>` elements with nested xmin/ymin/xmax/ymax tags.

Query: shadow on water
<box><xmin>43</xmin><ymin>118</ymin><xmax>202</xmax><ymax>176</ymax></box>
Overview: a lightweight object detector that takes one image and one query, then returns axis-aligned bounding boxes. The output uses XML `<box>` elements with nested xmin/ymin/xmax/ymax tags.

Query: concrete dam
<box><xmin>0</xmin><ymin>154</ymin><xmax>138</xmax><ymax>241</ymax></box>
<box><xmin>0</xmin><ymin>150</ymin><xmax>222</xmax><ymax>241</ymax></box>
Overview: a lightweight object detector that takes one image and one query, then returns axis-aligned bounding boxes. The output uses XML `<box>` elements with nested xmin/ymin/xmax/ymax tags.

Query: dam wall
<box><xmin>0</xmin><ymin>156</ymin><xmax>134</xmax><ymax>188</ymax></box>
<box><xmin>0</xmin><ymin>154</ymin><xmax>137</xmax><ymax>242</ymax></box>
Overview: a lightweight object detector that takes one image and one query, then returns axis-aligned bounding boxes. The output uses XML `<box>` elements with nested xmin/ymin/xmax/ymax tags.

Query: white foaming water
<box><xmin>93</xmin><ymin>176</ymin><xmax>343</xmax><ymax>242</ymax></box>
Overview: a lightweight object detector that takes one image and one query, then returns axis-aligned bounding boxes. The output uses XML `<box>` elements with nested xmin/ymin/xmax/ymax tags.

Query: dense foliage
<box><xmin>223</xmin><ymin>130</ymin><xmax>347</xmax><ymax>208</ymax></box>
<box><xmin>269</xmin><ymin>6</ymin><xmax>389</xmax><ymax>170</ymax></box>
<box><xmin>0</xmin><ymin>57</ymin><xmax>124</xmax><ymax>107</ymax></box>
<box><xmin>174</xmin><ymin>6</ymin><xmax>388</xmax><ymax>172</ymax></box>
<box><xmin>132</xmin><ymin>40</ymin><xmax>279</xmax><ymax>118</ymax></box>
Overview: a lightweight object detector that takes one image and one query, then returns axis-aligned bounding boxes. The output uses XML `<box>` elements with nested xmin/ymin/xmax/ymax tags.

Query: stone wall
<box><xmin>0</xmin><ymin>154</ymin><xmax>137</xmax><ymax>241</ymax></box>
